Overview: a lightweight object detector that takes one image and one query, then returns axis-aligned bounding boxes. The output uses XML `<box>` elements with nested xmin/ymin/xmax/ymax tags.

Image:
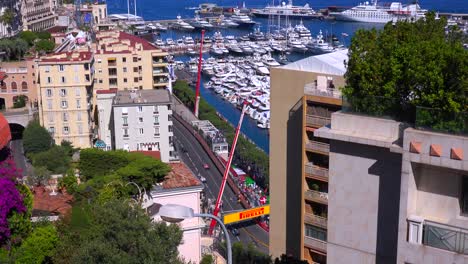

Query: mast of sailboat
<box><xmin>134</xmin><ymin>0</ymin><xmax>137</xmax><ymax>20</ymax></box>
<box><xmin>127</xmin><ymin>0</ymin><xmax>130</xmax><ymax>21</ymax></box>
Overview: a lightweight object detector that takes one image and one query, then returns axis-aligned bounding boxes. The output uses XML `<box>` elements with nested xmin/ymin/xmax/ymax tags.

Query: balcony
<box><xmin>304</xmin><ymin>190</ymin><xmax>328</xmax><ymax>205</ymax></box>
<box><xmin>304</xmin><ymin>213</ymin><xmax>327</xmax><ymax>229</ymax></box>
<box><xmin>423</xmin><ymin>220</ymin><xmax>468</xmax><ymax>255</ymax></box>
<box><xmin>108</xmin><ymin>60</ymin><xmax>117</xmax><ymax>67</ymax></box>
<box><xmin>305</xmin><ymin>140</ymin><xmax>330</xmax><ymax>154</ymax></box>
<box><xmin>306</xmin><ymin>114</ymin><xmax>331</xmax><ymax>128</ymax></box>
<box><xmin>304</xmin><ymin>236</ymin><xmax>327</xmax><ymax>253</ymax></box>
<box><xmin>304</xmin><ymin>163</ymin><xmax>329</xmax><ymax>182</ymax></box>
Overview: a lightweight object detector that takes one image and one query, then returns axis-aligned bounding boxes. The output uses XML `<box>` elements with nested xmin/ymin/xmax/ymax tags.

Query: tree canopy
<box><xmin>13</xmin><ymin>224</ymin><xmax>58</xmax><ymax>263</ymax></box>
<box><xmin>343</xmin><ymin>13</ymin><xmax>467</xmax><ymax>123</ymax></box>
<box><xmin>23</xmin><ymin>121</ymin><xmax>53</xmax><ymax>155</ymax></box>
<box><xmin>54</xmin><ymin>199</ymin><xmax>184</xmax><ymax>264</ymax></box>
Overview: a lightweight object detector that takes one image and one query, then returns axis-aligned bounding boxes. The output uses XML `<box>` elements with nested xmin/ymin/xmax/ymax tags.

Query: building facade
<box><xmin>143</xmin><ymin>161</ymin><xmax>204</xmax><ymax>264</ymax></box>
<box><xmin>93</xmin><ymin>31</ymin><xmax>169</xmax><ymax>95</ymax></box>
<box><xmin>37</xmin><ymin>51</ymin><xmax>95</xmax><ymax>148</ymax></box>
<box><xmin>111</xmin><ymin>89</ymin><xmax>175</xmax><ymax>162</ymax></box>
<box><xmin>0</xmin><ymin>60</ymin><xmax>37</xmax><ymax>110</ymax></box>
<box><xmin>0</xmin><ymin>0</ymin><xmax>22</xmax><ymax>38</ymax></box>
<box><xmin>269</xmin><ymin>50</ymin><xmax>347</xmax><ymax>263</ymax></box>
<box><xmin>21</xmin><ymin>0</ymin><xmax>57</xmax><ymax>32</ymax></box>
<box><xmin>96</xmin><ymin>89</ymin><xmax>116</xmax><ymax>150</ymax></box>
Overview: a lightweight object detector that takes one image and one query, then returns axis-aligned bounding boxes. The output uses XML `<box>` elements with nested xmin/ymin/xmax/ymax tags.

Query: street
<box><xmin>173</xmin><ymin>117</ymin><xmax>270</xmax><ymax>253</ymax></box>
<box><xmin>9</xmin><ymin>139</ymin><xmax>28</xmax><ymax>177</ymax></box>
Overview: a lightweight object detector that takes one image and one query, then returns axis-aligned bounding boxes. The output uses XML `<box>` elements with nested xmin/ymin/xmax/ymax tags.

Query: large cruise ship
<box><xmin>251</xmin><ymin>0</ymin><xmax>319</xmax><ymax>19</ymax></box>
<box><xmin>330</xmin><ymin>1</ymin><xmax>427</xmax><ymax>23</ymax></box>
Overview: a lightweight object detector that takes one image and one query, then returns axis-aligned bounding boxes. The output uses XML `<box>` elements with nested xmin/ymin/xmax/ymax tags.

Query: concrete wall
<box><xmin>96</xmin><ymin>93</ymin><xmax>115</xmax><ymax>150</ymax></box>
<box><xmin>113</xmin><ymin>103</ymin><xmax>173</xmax><ymax>162</ymax></box>
<box><xmin>269</xmin><ymin>67</ymin><xmax>318</xmax><ymax>258</ymax></box>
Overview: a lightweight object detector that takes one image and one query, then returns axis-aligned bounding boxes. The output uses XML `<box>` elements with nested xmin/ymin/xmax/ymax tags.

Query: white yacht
<box><xmin>251</xmin><ymin>0</ymin><xmax>317</xmax><ymax>19</ymax></box>
<box><xmin>230</xmin><ymin>10</ymin><xmax>256</xmax><ymax>27</ymax></box>
<box><xmin>330</xmin><ymin>1</ymin><xmax>427</xmax><ymax>23</ymax></box>
<box><xmin>190</xmin><ymin>15</ymin><xmax>214</xmax><ymax>29</ymax></box>
<box><xmin>184</xmin><ymin>36</ymin><xmax>195</xmax><ymax>46</ymax></box>
<box><xmin>307</xmin><ymin>30</ymin><xmax>335</xmax><ymax>54</ymax></box>
<box><xmin>294</xmin><ymin>20</ymin><xmax>312</xmax><ymax>41</ymax></box>
<box><xmin>288</xmin><ymin>39</ymin><xmax>308</xmax><ymax>52</ymax></box>
<box><xmin>173</xmin><ymin>16</ymin><xmax>195</xmax><ymax>31</ymax></box>
<box><xmin>153</xmin><ymin>22</ymin><xmax>168</xmax><ymax>31</ymax></box>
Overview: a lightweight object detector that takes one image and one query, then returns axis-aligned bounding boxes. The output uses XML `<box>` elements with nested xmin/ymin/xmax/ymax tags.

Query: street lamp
<box><xmin>158</xmin><ymin>204</ymin><xmax>232</xmax><ymax>264</ymax></box>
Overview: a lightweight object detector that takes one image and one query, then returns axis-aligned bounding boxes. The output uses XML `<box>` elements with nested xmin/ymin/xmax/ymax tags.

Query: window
<box><xmin>60</xmin><ymin>89</ymin><xmax>67</xmax><ymax>97</ymax></box>
<box><xmin>45</xmin><ymin>66</ymin><xmax>50</xmax><ymax>73</ymax></box>
<box><xmin>153</xmin><ymin>106</ymin><xmax>159</xmax><ymax>114</ymax></box>
<box><xmin>138</xmin><ymin>106</ymin><xmax>143</xmax><ymax>113</ymax></box>
<box><xmin>124</xmin><ymin>78</ymin><xmax>127</xmax><ymax>83</ymax></box>
<box><xmin>154</xmin><ymin>127</ymin><xmax>160</xmax><ymax>136</ymax></box>
<box><xmin>139</xmin><ymin>128</ymin><xmax>144</xmax><ymax>135</ymax></box>
<box><xmin>109</xmin><ymin>78</ymin><xmax>118</xmax><ymax>86</ymax></box>
<box><xmin>461</xmin><ymin>176</ymin><xmax>468</xmax><ymax>214</ymax></box>
<box><xmin>63</xmin><ymin>126</ymin><xmax>70</xmax><ymax>134</ymax></box>
<box><xmin>11</xmin><ymin>82</ymin><xmax>17</xmax><ymax>92</ymax></box>
<box><xmin>169</xmin><ymin>136</ymin><xmax>173</xmax><ymax>144</ymax></box>
<box><xmin>168</xmin><ymin>125</ymin><xmax>173</xmax><ymax>132</ymax></box>
<box><xmin>48</xmin><ymin>113</ymin><xmax>54</xmax><ymax>122</ymax></box>
<box><xmin>305</xmin><ymin>224</ymin><xmax>327</xmax><ymax>241</ymax></box>
<box><xmin>47</xmin><ymin>77</ymin><xmax>52</xmax><ymax>84</ymax></box>
<box><xmin>77</xmin><ymin>112</ymin><xmax>82</xmax><ymax>121</ymax></box>
<box><xmin>138</xmin><ymin>117</ymin><xmax>143</xmax><ymax>123</ymax></box>
<box><xmin>168</xmin><ymin>115</ymin><xmax>173</xmax><ymax>122</ymax></box>
<box><xmin>99</xmin><ymin>79</ymin><xmax>103</xmax><ymax>84</ymax></box>
<box><xmin>75</xmin><ymin>88</ymin><xmax>81</xmax><ymax>96</ymax></box>
<box><xmin>61</xmin><ymin>76</ymin><xmax>66</xmax><ymax>83</ymax></box>
<box><xmin>154</xmin><ymin>116</ymin><xmax>159</xmax><ymax>125</ymax></box>
<box><xmin>122</xmin><ymin>107</ymin><xmax>128</xmax><ymax>115</ymax></box>
<box><xmin>133</xmin><ymin>57</ymin><xmax>138</xmax><ymax>62</ymax></box>
<box><xmin>0</xmin><ymin>82</ymin><xmax>6</xmax><ymax>92</ymax></box>
<box><xmin>122</xmin><ymin>116</ymin><xmax>128</xmax><ymax>126</ymax></box>
<box><xmin>122</xmin><ymin>57</ymin><xmax>126</xmax><ymax>63</ymax></box>
<box><xmin>61</xmin><ymin>100</ymin><xmax>68</xmax><ymax>108</ymax></box>
<box><xmin>123</xmin><ymin>128</ymin><xmax>129</xmax><ymax>137</ymax></box>
<box><xmin>133</xmin><ymin>67</ymin><xmax>138</xmax><ymax>73</ymax></box>
<box><xmin>76</xmin><ymin>99</ymin><xmax>81</xmax><ymax>108</ymax></box>
<box><xmin>74</xmin><ymin>75</ymin><xmax>79</xmax><ymax>83</ymax></box>
<box><xmin>48</xmin><ymin>127</ymin><xmax>55</xmax><ymax>134</ymax></box>
<box><xmin>108</xmin><ymin>68</ymin><xmax>117</xmax><ymax>76</ymax></box>
<box><xmin>78</xmin><ymin>124</ymin><xmax>83</xmax><ymax>134</ymax></box>
<box><xmin>123</xmin><ymin>67</ymin><xmax>127</xmax><ymax>73</ymax></box>
<box><xmin>46</xmin><ymin>89</ymin><xmax>52</xmax><ymax>97</ymax></box>
<box><xmin>59</xmin><ymin>65</ymin><xmax>64</xmax><ymax>72</ymax></box>
<box><xmin>62</xmin><ymin>112</ymin><xmax>69</xmax><ymax>122</ymax></box>
<box><xmin>134</xmin><ymin>77</ymin><xmax>139</xmax><ymax>82</ymax></box>
<box><xmin>21</xmin><ymin>81</ymin><xmax>28</xmax><ymax>92</ymax></box>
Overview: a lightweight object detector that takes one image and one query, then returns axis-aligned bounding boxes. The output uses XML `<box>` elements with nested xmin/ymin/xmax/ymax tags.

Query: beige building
<box><xmin>21</xmin><ymin>0</ymin><xmax>57</xmax><ymax>32</ymax></box>
<box><xmin>314</xmin><ymin>107</ymin><xmax>468</xmax><ymax>263</ymax></box>
<box><xmin>0</xmin><ymin>60</ymin><xmax>37</xmax><ymax>110</ymax></box>
<box><xmin>93</xmin><ymin>31</ymin><xmax>169</xmax><ymax>95</ymax></box>
<box><xmin>36</xmin><ymin>51</ymin><xmax>95</xmax><ymax>148</ymax></box>
<box><xmin>269</xmin><ymin>50</ymin><xmax>347</xmax><ymax>263</ymax></box>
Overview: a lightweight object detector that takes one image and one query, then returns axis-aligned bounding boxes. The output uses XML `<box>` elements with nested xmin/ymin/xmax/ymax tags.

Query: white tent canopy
<box><xmin>280</xmin><ymin>49</ymin><xmax>349</xmax><ymax>76</ymax></box>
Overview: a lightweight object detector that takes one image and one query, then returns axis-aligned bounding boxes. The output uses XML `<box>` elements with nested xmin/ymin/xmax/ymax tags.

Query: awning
<box><xmin>94</xmin><ymin>139</ymin><xmax>106</xmax><ymax>148</ymax></box>
<box><xmin>0</xmin><ymin>113</ymin><xmax>11</xmax><ymax>149</ymax></box>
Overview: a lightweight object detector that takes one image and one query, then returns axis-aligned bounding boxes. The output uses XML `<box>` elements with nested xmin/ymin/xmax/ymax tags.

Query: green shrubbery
<box><xmin>173</xmin><ymin>80</ymin><xmax>269</xmax><ymax>189</ymax></box>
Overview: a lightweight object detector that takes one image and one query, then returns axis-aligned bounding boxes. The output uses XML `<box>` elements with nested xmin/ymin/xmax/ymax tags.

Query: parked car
<box><xmin>230</xmin><ymin>228</ymin><xmax>240</xmax><ymax>237</ymax></box>
<box><xmin>203</xmin><ymin>163</ymin><xmax>210</xmax><ymax>169</ymax></box>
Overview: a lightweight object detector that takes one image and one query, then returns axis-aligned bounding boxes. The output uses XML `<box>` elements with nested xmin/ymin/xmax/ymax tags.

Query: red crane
<box><xmin>194</xmin><ymin>30</ymin><xmax>205</xmax><ymax>118</ymax></box>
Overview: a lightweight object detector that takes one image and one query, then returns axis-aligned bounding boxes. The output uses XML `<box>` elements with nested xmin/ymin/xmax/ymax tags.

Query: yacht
<box><xmin>215</xmin><ymin>15</ymin><xmax>240</xmax><ymax>28</ymax></box>
<box><xmin>154</xmin><ymin>39</ymin><xmax>165</xmax><ymax>47</ymax></box>
<box><xmin>251</xmin><ymin>0</ymin><xmax>317</xmax><ymax>19</ymax></box>
<box><xmin>166</xmin><ymin>38</ymin><xmax>176</xmax><ymax>47</ymax></box>
<box><xmin>190</xmin><ymin>15</ymin><xmax>214</xmax><ymax>29</ymax></box>
<box><xmin>212</xmin><ymin>31</ymin><xmax>224</xmax><ymax>43</ymax></box>
<box><xmin>288</xmin><ymin>39</ymin><xmax>308</xmax><ymax>52</ymax></box>
<box><xmin>262</xmin><ymin>54</ymin><xmax>281</xmax><ymax>67</ymax></box>
<box><xmin>330</xmin><ymin>1</ymin><xmax>427</xmax><ymax>23</ymax></box>
<box><xmin>249</xmin><ymin>27</ymin><xmax>266</xmax><ymax>41</ymax></box>
<box><xmin>173</xmin><ymin>16</ymin><xmax>195</xmax><ymax>31</ymax></box>
<box><xmin>184</xmin><ymin>36</ymin><xmax>195</xmax><ymax>46</ymax></box>
<box><xmin>153</xmin><ymin>22</ymin><xmax>168</xmax><ymax>31</ymax></box>
<box><xmin>307</xmin><ymin>30</ymin><xmax>335</xmax><ymax>54</ymax></box>
<box><xmin>210</xmin><ymin>45</ymin><xmax>225</xmax><ymax>56</ymax></box>
<box><xmin>230</xmin><ymin>10</ymin><xmax>256</xmax><ymax>27</ymax></box>
<box><xmin>294</xmin><ymin>20</ymin><xmax>312</xmax><ymax>41</ymax></box>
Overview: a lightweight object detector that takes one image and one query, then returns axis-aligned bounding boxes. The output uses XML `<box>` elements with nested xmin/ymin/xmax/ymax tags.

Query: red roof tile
<box><xmin>39</xmin><ymin>51</ymin><xmax>93</xmax><ymax>63</ymax></box>
<box><xmin>163</xmin><ymin>162</ymin><xmax>202</xmax><ymax>189</ymax></box>
<box><xmin>97</xmin><ymin>31</ymin><xmax>157</xmax><ymax>52</ymax></box>
<box><xmin>96</xmin><ymin>88</ymin><xmax>118</xmax><ymax>94</ymax></box>
<box><xmin>32</xmin><ymin>186</ymin><xmax>73</xmax><ymax>216</ymax></box>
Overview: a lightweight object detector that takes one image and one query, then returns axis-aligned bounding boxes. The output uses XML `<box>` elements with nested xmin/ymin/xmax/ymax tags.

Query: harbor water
<box><xmin>107</xmin><ymin>0</ymin><xmax>467</xmax><ymax>154</ymax></box>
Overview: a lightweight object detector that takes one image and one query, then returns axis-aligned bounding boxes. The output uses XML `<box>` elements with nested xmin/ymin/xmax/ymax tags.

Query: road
<box><xmin>173</xmin><ymin>117</ymin><xmax>270</xmax><ymax>254</ymax></box>
<box><xmin>9</xmin><ymin>139</ymin><xmax>28</xmax><ymax>177</ymax></box>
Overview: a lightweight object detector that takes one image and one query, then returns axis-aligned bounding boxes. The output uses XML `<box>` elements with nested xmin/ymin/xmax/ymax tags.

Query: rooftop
<box><xmin>38</xmin><ymin>51</ymin><xmax>93</xmax><ymax>64</ymax></box>
<box><xmin>281</xmin><ymin>49</ymin><xmax>348</xmax><ymax>76</ymax></box>
<box><xmin>162</xmin><ymin>162</ymin><xmax>202</xmax><ymax>190</ymax></box>
<box><xmin>32</xmin><ymin>186</ymin><xmax>73</xmax><ymax>216</ymax></box>
<box><xmin>96</xmin><ymin>31</ymin><xmax>159</xmax><ymax>53</ymax></box>
<box><xmin>113</xmin><ymin>89</ymin><xmax>172</xmax><ymax>106</ymax></box>
<box><xmin>96</xmin><ymin>88</ymin><xmax>118</xmax><ymax>95</ymax></box>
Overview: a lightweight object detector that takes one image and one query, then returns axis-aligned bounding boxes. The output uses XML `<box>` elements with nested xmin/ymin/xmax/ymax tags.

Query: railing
<box><xmin>304</xmin><ymin>190</ymin><xmax>328</xmax><ymax>204</ymax></box>
<box><xmin>306</xmin><ymin>114</ymin><xmax>331</xmax><ymax>128</ymax></box>
<box><xmin>305</xmin><ymin>140</ymin><xmax>330</xmax><ymax>154</ymax></box>
<box><xmin>304</xmin><ymin>213</ymin><xmax>327</xmax><ymax>229</ymax></box>
<box><xmin>304</xmin><ymin>236</ymin><xmax>327</xmax><ymax>252</ymax></box>
<box><xmin>108</xmin><ymin>61</ymin><xmax>117</xmax><ymax>67</ymax></box>
<box><xmin>304</xmin><ymin>83</ymin><xmax>342</xmax><ymax>99</ymax></box>
<box><xmin>423</xmin><ymin>220</ymin><xmax>468</xmax><ymax>255</ymax></box>
<box><xmin>304</xmin><ymin>163</ymin><xmax>329</xmax><ymax>181</ymax></box>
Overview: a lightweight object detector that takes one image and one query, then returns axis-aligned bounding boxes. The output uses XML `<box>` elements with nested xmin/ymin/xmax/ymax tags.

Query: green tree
<box><xmin>14</xmin><ymin>224</ymin><xmax>58</xmax><ymax>264</ymax></box>
<box><xmin>35</xmin><ymin>39</ymin><xmax>55</xmax><ymax>53</ymax></box>
<box><xmin>231</xmin><ymin>242</ymin><xmax>271</xmax><ymax>264</ymax></box>
<box><xmin>78</xmin><ymin>149</ymin><xmax>132</xmax><ymax>180</ymax></box>
<box><xmin>60</xmin><ymin>140</ymin><xmax>78</xmax><ymax>157</ymax></box>
<box><xmin>23</xmin><ymin>121</ymin><xmax>52</xmax><ymax>155</ymax></box>
<box><xmin>343</xmin><ymin>12</ymin><xmax>468</xmax><ymax>122</ymax></box>
<box><xmin>31</xmin><ymin>146</ymin><xmax>71</xmax><ymax>174</ymax></box>
<box><xmin>7</xmin><ymin>184</ymin><xmax>33</xmax><ymax>244</ymax></box>
<box><xmin>200</xmin><ymin>254</ymin><xmax>214</xmax><ymax>264</ymax></box>
<box><xmin>19</xmin><ymin>31</ymin><xmax>38</xmax><ymax>46</ymax></box>
<box><xmin>54</xmin><ymin>199</ymin><xmax>184</xmax><ymax>264</ymax></box>
<box><xmin>0</xmin><ymin>8</ymin><xmax>14</xmax><ymax>26</ymax></box>
<box><xmin>58</xmin><ymin>171</ymin><xmax>79</xmax><ymax>194</ymax></box>
<box><xmin>36</xmin><ymin>31</ymin><xmax>51</xmax><ymax>40</ymax></box>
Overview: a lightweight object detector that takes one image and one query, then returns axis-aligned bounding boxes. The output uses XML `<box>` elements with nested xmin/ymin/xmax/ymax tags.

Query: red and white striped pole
<box><xmin>208</xmin><ymin>101</ymin><xmax>248</xmax><ymax>235</ymax></box>
<box><xmin>194</xmin><ymin>30</ymin><xmax>205</xmax><ymax>118</ymax></box>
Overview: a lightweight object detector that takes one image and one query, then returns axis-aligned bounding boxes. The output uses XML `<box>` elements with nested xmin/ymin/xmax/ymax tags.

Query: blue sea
<box><xmin>107</xmin><ymin>0</ymin><xmax>467</xmax><ymax>153</ymax></box>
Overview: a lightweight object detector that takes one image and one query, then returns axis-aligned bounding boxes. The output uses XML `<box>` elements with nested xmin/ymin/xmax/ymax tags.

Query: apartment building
<box><xmin>269</xmin><ymin>50</ymin><xmax>347</xmax><ymax>263</ymax></box>
<box><xmin>0</xmin><ymin>60</ymin><xmax>37</xmax><ymax>110</ymax></box>
<box><xmin>37</xmin><ymin>51</ymin><xmax>95</xmax><ymax>148</ymax></box>
<box><xmin>93</xmin><ymin>31</ymin><xmax>169</xmax><ymax>95</ymax></box>
<box><xmin>143</xmin><ymin>161</ymin><xmax>204</xmax><ymax>264</ymax></box>
<box><xmin>111</xmin><ymin>89</ymin><xmax>175</xmax><ymax>162</ymax></box>
<box><xmin>314</xmin><ymin>107</ymin><xmax>468</xmax><ymax>263</ymax></box>
<box><xmin>95</xmin><ymin>89</ymin><xmax>117</xmax><ymax>150</ymax></box>
<box><xmin>21</xmin><ymin>0</ymin><xmax>57</xmax><ymax>32</ymax></box>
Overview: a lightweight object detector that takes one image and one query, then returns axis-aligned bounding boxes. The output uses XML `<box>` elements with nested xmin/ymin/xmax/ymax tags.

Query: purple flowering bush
<box><xmin>0</xmin><ymin>177</ymin><xmax>26</xmax><ymax>243</ymax></box>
